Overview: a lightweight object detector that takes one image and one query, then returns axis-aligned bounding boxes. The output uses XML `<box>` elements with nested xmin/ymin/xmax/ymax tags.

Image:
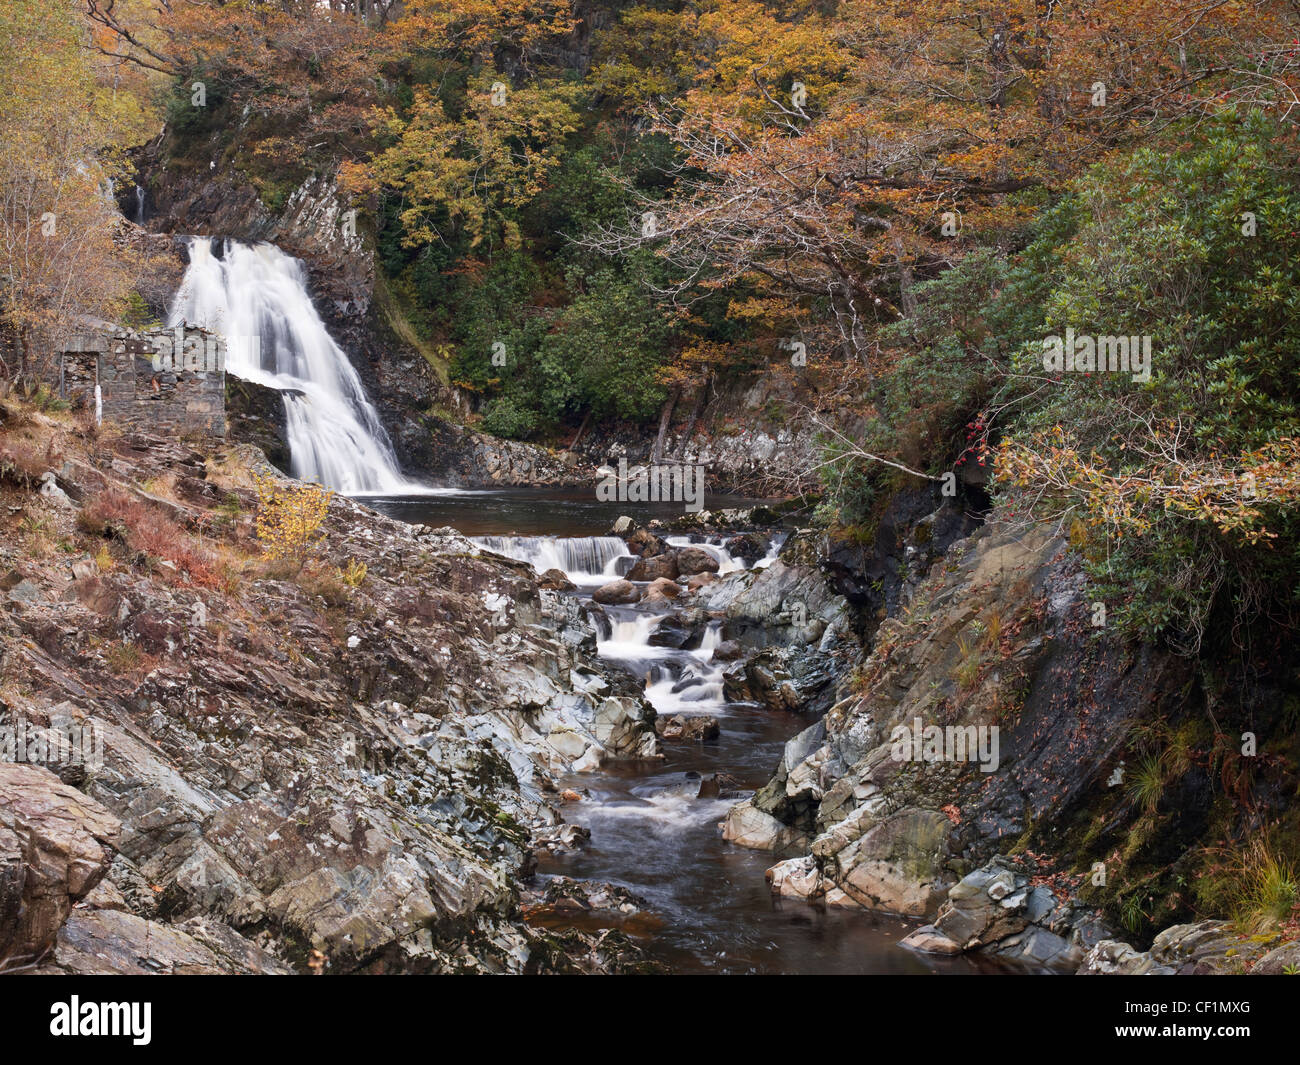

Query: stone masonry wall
<box><xmin>57</xmin><ymin>325</ymin><xmax>226</xmax><ymax>442</ymax></box>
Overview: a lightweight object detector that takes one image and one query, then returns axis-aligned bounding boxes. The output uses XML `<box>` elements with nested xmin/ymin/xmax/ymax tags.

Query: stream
<box><xmin>373</xmin><ymin>492</ymin><xmax>1010</xmax><ymax>975</ymax></box>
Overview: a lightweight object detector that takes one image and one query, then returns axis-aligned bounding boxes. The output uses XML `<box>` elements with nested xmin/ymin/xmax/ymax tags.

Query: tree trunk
<box><xmin>651</xmin><ymin>388</ymin><xmax>679</xmax><ymax>465</ymax></box>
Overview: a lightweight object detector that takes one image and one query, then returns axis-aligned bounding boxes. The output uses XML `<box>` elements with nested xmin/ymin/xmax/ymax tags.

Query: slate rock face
<box><xmin>0</xmin><ymin>764</ymin><xmax>121</xmax><ymax>971</ymax></box>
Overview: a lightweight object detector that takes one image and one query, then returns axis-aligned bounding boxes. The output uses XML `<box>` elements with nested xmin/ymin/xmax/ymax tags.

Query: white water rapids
<box><xmin>168</xmin><ymin>237</ymin><xmax>429</xmax><ymax>496</ymax></box>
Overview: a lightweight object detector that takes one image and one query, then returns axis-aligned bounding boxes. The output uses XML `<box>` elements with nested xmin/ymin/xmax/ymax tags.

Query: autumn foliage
<box><xmin>252</xmin><ymin>473</ymin><xmax>333</xmax><ymax>566</ymax></box>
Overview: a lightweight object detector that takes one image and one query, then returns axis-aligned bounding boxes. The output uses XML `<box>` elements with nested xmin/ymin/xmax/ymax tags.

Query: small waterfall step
<box><xmin>472</xmin><ymin>535</ymin><xmax>633</xmax><ymax>584</ymax></box>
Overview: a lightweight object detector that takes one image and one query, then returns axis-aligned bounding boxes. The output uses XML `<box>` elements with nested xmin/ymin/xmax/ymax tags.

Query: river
<box><xmin>372</xmin><ymin>491</ymin><xmax>1018</xmax><ymax>974</ymax></box>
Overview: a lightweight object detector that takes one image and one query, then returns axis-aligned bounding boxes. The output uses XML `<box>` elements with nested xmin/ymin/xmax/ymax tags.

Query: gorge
<box><xmin>4</xmin><ymin>0</ymin><xmax>1300</xmax><ymax>1002</ymax></box>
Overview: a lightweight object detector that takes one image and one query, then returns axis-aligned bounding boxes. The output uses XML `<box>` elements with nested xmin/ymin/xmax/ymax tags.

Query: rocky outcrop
<box><xmin>0</xmin><ymin>427</ymin><xmax>659</xmax><ymax>973</ymax></box>
<box><xmin>1078</xmin><ymin>920</ymin><xmax>1290</xmax><ymax>976</ymax></box>
<box><xmin>0</xmin><ymin>764</ymin><xmax>121</xmax><ymax>971</ymax></box>
<box><xmin>420</xmin><ymin>417</ymin><xmax>593</xmax><ymax>488</ymax></box>
<box><xmin>725</xmin><ymin>518</ymin><xmax>1187</xmax><ymax>934</ymax></box>
<box><xmin>898</xmin><ymin>857</ymin><xmax>1110</xmax><ymax>969</ymax></box>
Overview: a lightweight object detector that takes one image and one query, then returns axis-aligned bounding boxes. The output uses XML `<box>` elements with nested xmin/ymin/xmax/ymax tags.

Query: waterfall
<box><xmin>168</xmin><ymin>236</ymin><xmax>424</xmax><ymax>496</ymax></box>
<box><xmin>134</xmin><ymin>186</ymin><xmax>146</xmax><ymax>225</ymax></box>
<box><xmin>472</xmin><ymin>535</ymin><xmax>632</xmax><ymax>584</ymax></box>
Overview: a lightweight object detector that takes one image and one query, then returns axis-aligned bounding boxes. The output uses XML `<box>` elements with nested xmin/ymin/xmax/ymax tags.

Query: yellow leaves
<box><xmin>997</xmin><ymin>435</ymin><xmax>1300</xmax><ymax>547</ymax></box>
<box><xmin>252</xmin><ymin>473</ymin><xmax>333</xmax><ymax>565</ymax></box>
<box><xmin>368</xmin><ymin>77</ymin><xmax>581</xmax><ymax>248</ymax></box>
<box><xmin>340</xmin><ymin>559</ymin><xmax>367</xmax><ymax>588</ymax></box>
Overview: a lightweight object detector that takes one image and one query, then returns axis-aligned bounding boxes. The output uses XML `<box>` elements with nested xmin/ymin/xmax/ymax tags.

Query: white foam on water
<box><xmin>473</xmin><ymin>535</ymin><xmax>633</xmax><ymax>585</ymax></box>
<box><xmin>169</xmin><ymin>236</ymin><xmax>438</xmax><ymax>497</ymax></box>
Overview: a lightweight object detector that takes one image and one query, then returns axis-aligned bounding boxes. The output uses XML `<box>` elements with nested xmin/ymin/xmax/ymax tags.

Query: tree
<box><xmin>370</xmin><ymin>75</ymin><xmax>581</xmax><ymax>252</ymax></box>
<box><xmin>0</xmin><ymin>0</ymin><xmax>135</xmax><ymax>384</ymax></box>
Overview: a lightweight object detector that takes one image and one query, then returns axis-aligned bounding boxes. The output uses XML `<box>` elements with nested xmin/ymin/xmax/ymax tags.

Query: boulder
<box><xmin>593</xmin><ymin>579</ymin><xmax>641</xmax><ymax>605</ymax></box>
<box><xmin>656</xmin><ymin>715</ymin><xmax>721</xmax><ymax>742</ymax></box>
<box><xmin>674</xmin><ymin>547</ymin><xmax>720</xmax><ymax>577</ymax></box>
<box><xmin>627</xmin><ymin>555</ymin><xmax>679</xmax><ymax>582</ymax></box>
<box><xmin>643</xmin><ymin>577</ymin><xmax>684</xmax><ymax>608</ymax></box>
<box><xmin>538</xmin><ymin>568</ymin><xmax>575</xmax><ymax>591</ymax></box>
<box><xmin>647</xmin><ymin>613</ymin><xmax>695</xmax><ymax>649</ymax></box>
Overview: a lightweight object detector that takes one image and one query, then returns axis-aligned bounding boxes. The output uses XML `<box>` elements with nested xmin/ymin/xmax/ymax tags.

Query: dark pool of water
<box><xmin>368</xmin><ymin>489</ymin><xmax>778</xmax><ymax>537</ymax></box>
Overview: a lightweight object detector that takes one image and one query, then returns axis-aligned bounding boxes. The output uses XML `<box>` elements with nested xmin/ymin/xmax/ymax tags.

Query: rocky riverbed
<box><xmin>3</xmin><ymin>402</ymin><xmax>1297</xmax><ymax>975</ymax></box>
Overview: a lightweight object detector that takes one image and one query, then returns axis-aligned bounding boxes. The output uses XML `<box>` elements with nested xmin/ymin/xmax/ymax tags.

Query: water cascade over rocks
<box><xmin>472</xmin><ymin>535</ymin><xmax>633</xmax><ymax>585</ymax></box>
<box><xmin>169</xmin><ymin>236</ymin><xmax>426</xmax><ymax>496</ymax></box>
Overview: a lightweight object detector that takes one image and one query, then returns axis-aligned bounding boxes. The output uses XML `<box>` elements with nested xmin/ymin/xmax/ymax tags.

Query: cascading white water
<box><xmin>473</xmin><ymin>535</ymin><xmax>633</xmax><ymax>584</ymax></box>
<box><xmin>168</xmin><ymin>236</ymin><xmax>423</xmax><ymax>496</ymax></box>
<box><xmin>664</xmin><ymin>535</ymin><xmax>746</xmax><ymax>575</ymax></box>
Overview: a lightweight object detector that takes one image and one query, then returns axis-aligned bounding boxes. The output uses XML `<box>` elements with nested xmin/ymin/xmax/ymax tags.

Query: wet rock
<box><xmin>656</xmin><ymin>714</ymin><xmax>720</xmax><ymax>742</ymax></box>
<box><xmin>675</xmin><ymin>546</ymin><xmax>720</xmax><ymax>577</ymax></box>
<box><xmin>592</xmin><ymin>697</ymin><xmax>659</xmax><ymax>759</ymax></box>
<box><xmin>769</xmin><ymin>807</ymin><xmax>952</xmax><ymax>917</ymax></box>
<box><xmin>899</xmin><ymin>924</ymin><xmax>963</xmax><ymax>955</ymax></box>
<box><xmin>642</xmin><ymin>577</ymin><xmax>683</xmax><ymax>607</ymax></box>
<box><xmin>538</xmin><ymin>568</ymin><xmax>575</xmax><ymax>591</ymax></box>
<box><xmin>648</xmin><ymin>612</ymin><xmax>695</xmax><ymax>648</ymax></box>
<box><xmin>624</xmin><ymin>528</ymin><xmax>669</xmax><ymax>557</ymax></box>
<box><xmin>627</xmin><ymin>554</ymin><xmax>679</xmax><ymax>582</ymax></box>
<box><xmin>722</xmin><ymin>799</ymin><xmax>807</xmax><ymax>852</ymax></box>
<box><xmin>593</xmin><ymin>579</ymin><xmax>641</xmax><ymax>605</ymax></box>
<box><xmin>686</xmin><ymin>572</ymin><xmax>718</xmax><ymax>592</ymax></box>
<box><xmin>725</xmin><ymin>532</ymin><xmax>770</xmax><ymax>566</ymax></box>
<box><xmin>712</xmin><ymin>639</ymin><xmax>744</xmax><ymax>661</ymax></box>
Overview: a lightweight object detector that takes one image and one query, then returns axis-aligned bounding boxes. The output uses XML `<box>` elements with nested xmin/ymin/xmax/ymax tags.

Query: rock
<box><xmin>593</xmin><ymin>579</ymin><xmax>641</xmax><ymax>605</ymax></box>
<box><xmin>592</xmin><ymin>697</ymin><xmax>658</xmax><ymax>758</ymax></box>
<box><xmin>47</xmin><ymin>907</ymin><xmax>291</xmax><ymax>975</ymax></box>
<box><xmin>899</xmin><ymin>924</ymin><xmax>963</xmax><ymax>955</ymax></box>
<box><xmin>647</xmin><ymin>613</ymin><xmax>695</xmax><ymax>648</ymax></box>
<box><xmin>624</xmin><ymin>528</ymin><xmax>668</xmax><ymax>557</ymax></box>
<box><xmin>1078</xmin><ymin>939</ymin><xmax>1176</xmax><ymax>975</ymax></box>
<box><xmin>610</xmin><ymin>516</ymin><xmax>637</xmax><ymax>535</ymax></box>
<box><xmin>686</xmin><ymin>573</ymin><xmax>718</xmax><ymax>592</ymax></box>
<box><xmin>722</xmin><ymin>799</ymin><xmax>806</xmax><ymax>852</ymax></box>
<box><xmin>674</xmin><ymin>546</ymin><xmax>720</xmax><ymax>576</ymax></box>
<box><xmin>70</xmin><ymin>558</ymin><xmax>98</xmax><ymax>581</ymax></box>
<box><xmin>7</xmin><ymin>578</ymin><xmax>42</xmax><ymax>604</ymax></box>
<box><xmin>932</xmin><ymin>862</ymin><xmax>1031</xmax><ymax>948</ymax></box>
<box><xmin>572</xmin><ymin>747</ymin><xmax>604</xmax><ymax>773</ymax></box>
<box><xmin>538</xmin><ymin>568</ymin><xmax>575</xmax><ymax>591</ymax></box>
<box><xmin>1148</xmin><ymin>919</ymin><xmax>1274</xmax><ymax>975</ymax></box>
<box><xmin>656</xmin><ymin>714</ymin><xmax>720</xmax><ymax>742</ymax></box>
<box><xmin>0</xmin><ymin>763</ymin><xmax>121</xmax><ymax>970</ymax></box>
<box><xmin>38</xmin><ymin>472</ymin><xmax>73</xmax><ymax>508</ymax></box>
<box><xmin>627</xmin><ymin>555</ymin><xmax>679</xmax><ymax>582</ymax></box>
<box><xmin>810</xmin><ymin>807</ymin><xmax>952</xmax><ymax>917</ymax></box>
<box><xmin>1251</xmin><ymin>939</ymin><xmax>1300</xmax><ymax>975</ymax></box>
<box><xmin>643</xmin><ymin>577</ymin><xmax>682</xmax><ymax>603</ymax></box>
<box><xmin>711</xmin><ymin>639</ymin><xmax>743</xmax><ymax>661</ymax></box>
